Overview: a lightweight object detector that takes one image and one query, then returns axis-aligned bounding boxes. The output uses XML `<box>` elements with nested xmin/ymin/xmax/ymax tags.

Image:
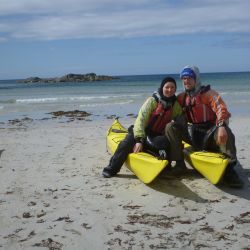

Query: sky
<box><xmin>0</xmin><ymin>0</ymin><xmax>250</xmax><ymax>79</ymax></box>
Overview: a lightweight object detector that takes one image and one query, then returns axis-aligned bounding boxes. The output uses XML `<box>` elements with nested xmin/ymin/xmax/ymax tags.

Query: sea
<box><xmin>0</xmin><ymin>72</ymin><xmax>249</xmax><ymax>123</ymax></box>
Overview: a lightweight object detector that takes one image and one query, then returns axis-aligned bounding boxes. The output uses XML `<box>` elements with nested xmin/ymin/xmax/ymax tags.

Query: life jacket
<box><xmin>146</xmin><ymin>101</ymin><xmax>173</xmax><ymax>135</ymax></box>
<box><xmin>182</xmin><ymin>85</ymin><xmax>216</xmax><ymax>124</ymax></box>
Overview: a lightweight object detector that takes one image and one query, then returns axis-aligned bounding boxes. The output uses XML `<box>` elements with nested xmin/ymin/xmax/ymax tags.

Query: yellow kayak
<box><xmin>183</xmin><ymin>143</ymin><xmax>229</xmax><ymax>184</ymax></box>
<box><xmin>106</xmin><ymin>119</ymin><xmax>168</xmax><ymax>184</ymax></box>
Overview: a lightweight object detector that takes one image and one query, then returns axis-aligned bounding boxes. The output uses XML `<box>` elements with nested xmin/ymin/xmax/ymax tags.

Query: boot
<box><xmin>163</xmin><ymin>161</ymin><xmax>172</xmax><ymax>173</ymax></box>
<box><xmin>171</xmin><ymin>160</ymin><xmax>188</xmax><ymax>176</ymax></box>
<box><xmin>102</xmin><ymin>166</ymin><xmax>117</xmax><ymax>178</ymax></box>
<box><xmin>223</xmin><ymin>167</ymin><xmax>244</xmax><ymax>188</ymax></box>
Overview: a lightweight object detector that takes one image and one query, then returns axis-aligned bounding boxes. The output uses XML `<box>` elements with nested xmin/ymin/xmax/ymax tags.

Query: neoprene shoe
<box><xmin>102</xmin><ymin>167</ymin><xmax>117</xmax><ymax>178</ymax></box>
<box><xmin>171</xmin><ymin>160</ymin><xmax>188</xmax><ymax>176</ymax></box>
<box><xmin>223</xmin><ymin>168</ymin><xmax>244</xmax><ymax>188</ymax></box>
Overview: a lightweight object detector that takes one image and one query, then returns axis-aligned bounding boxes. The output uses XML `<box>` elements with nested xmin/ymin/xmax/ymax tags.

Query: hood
<box><xmin>152</xmin><ymin>91</ymin><xmax>176</xmax><ymax>109</ymax></box>
<box><xmin>180</xmin><ymin>65</ymin><xmax>201</xmax><ymax>92</ymax></box>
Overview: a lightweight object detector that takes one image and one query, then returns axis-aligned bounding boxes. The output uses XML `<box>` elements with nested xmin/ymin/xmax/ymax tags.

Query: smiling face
<box><xmin>162</xmin><ymin>81</ymin><xmax>176</xmax><ymax>98</ymax></box>
<box><xmin>182</xmin><ymin>76</ymin><xmax>196</xmax><ymax>91</ymax></box>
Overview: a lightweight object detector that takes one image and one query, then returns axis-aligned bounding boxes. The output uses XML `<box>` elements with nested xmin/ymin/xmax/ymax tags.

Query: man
<box><xmin>177</xmin><ymin>65</ymin><xmax>243</xmax><ymax>188</ymax></box>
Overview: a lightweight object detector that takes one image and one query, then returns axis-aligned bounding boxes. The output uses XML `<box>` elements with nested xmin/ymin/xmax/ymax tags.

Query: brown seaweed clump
<box><xmin>49</xmin><ymin>110</ymin><xmax>91</xmax><ymax>121</ymax></box>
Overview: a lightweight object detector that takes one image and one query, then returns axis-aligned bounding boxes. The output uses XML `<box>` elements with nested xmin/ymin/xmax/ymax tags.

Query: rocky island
<box><xmin>18</xmin><ymin>73</ymin><xmax>118</xmax><ymax>83</ymax></box>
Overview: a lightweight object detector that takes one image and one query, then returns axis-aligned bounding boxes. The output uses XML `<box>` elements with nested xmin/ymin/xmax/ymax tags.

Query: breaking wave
<box><xmin>9</xmin><ymin>94</ymin><xmax>141</xmax><ymax>104</ymax></box>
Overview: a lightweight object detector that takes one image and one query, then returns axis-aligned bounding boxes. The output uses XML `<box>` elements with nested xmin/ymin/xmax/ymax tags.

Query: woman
<box><xmin>102</xmin><ymin>76</ymin><xmax>186</xmax><ymax>178</ymax></box>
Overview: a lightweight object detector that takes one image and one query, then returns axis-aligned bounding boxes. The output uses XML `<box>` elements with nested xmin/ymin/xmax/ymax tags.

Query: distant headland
<box><xmin>18</xmin><ymin>73</ymin><xmax>118</xmax><ymax>83</ymax></box>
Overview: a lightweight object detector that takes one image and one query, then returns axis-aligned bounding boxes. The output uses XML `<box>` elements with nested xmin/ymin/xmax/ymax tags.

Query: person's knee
<box><xmin>165</xmin><ymin>122</ymin><xmax>183</xmax><ymax>138</ymax></box>
<box><xmin>118</xmin><ymin>133</ymin><xmax>135</xmax><ymax>152</ymax></box>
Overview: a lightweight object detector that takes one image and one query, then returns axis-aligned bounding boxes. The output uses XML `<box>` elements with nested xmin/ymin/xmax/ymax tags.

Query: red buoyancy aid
<box><xmin>146</xmin><ymin>102</ymin><xmax>173</xmax><ymax>134</ymax></box>
<box><xmin>183</xmin><ymin>89</ymin><xmax>216</xmax><ymax>124</ymax></box>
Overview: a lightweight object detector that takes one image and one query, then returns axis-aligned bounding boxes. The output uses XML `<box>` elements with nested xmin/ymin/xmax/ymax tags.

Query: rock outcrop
<box><xmin>18</xmin><ymin>73</ymin><xmax>118</xmax><ymax>83</ymax></box>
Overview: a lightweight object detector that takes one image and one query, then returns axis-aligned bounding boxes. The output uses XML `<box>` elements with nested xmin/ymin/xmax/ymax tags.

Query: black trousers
<box><xmin>107</xmin><ymin>131</ymin><xmax>136</xmax><ymax>174</ymax></box>
<box><xmin>207</xmin><ymin>126</ymin><xmax>237</xmax><ymax>165</ymax></box>
<box><xmin>168</xmin><ymin>120</ymin><xmax>237</xmax><ymax>168</ymax></box>
<box><xmin>164</xmin><ymin>122</ymin><xmax>186</xmax><ymax>161</ymax></box>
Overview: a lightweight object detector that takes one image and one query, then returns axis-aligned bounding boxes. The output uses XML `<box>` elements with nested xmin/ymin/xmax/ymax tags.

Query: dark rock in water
<box><xmin>18</xmin><ymin>73</ymin><xmax>118</xmax><ymax>83</ymax></box>
<box><xmin>21</xmin><ymin>77</ymin><xmax>42</xmax><ymax>83</ymax></box>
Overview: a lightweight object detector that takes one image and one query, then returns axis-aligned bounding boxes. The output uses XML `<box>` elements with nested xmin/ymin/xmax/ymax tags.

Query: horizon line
<box><xmin>1</xmin><ymin>70</ymin><xmax>250</xmax><ymax>81</ymax></box>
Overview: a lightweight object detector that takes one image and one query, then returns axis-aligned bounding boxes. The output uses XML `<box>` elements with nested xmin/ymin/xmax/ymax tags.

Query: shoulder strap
<box><xmin>199</xmin><ymin>85</ymin><xmax>211</xmax><ymax>94</ymax></box>
<box><xmin>182</xmin><ymin>92</ymin><xmax>187</xmax><ymax>107</ymax></box>
<box><xmin>152</xmin><ymin>92</ymin><xmax>160</xmax><ymax>102</ymax></box>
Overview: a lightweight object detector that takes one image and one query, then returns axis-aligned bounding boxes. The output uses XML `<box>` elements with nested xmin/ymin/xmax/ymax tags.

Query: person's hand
<box><xmin>216</xmin><ymin>126</ymin><xmax>228</xmax><ymax>145</ymax></box>
<box><xmin>133</xmin><ymin>142</ymin><xmax>143</xmax><ymax>153</ymax></box>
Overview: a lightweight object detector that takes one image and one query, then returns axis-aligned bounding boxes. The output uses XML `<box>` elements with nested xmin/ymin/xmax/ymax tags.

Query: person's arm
<box><xmin>172</xmin><ymin>100</ymin><xmax>184</xmax><ymax>119</ymax></box>
<box><xmin>133</xmin><ymin>97</ymin><xmax>157</xmax><ymax>152</ymax></box>
<box><xmin>206</xmin><ymin>89</ymin><xmax>231</xmax><ymax>125</ymax></box>
<box><xmin>133</xmin><ymin>142</ymin><xmax>143</xmax><ymax>153</ymax></box>
<box><xmin>205</xmin><ymin>89</ymin><xmax>231</xmax><ymax>145</ymax></box>
<box><xmin>216</xmin><ymin>126</ymin><xmax>228</xmax><ymax>145</ymax></box>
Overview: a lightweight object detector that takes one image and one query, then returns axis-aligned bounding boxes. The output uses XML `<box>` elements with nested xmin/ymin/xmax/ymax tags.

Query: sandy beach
<box><xmin>0</xmin><ymin>114</ymin><xmax>250</xmax><ymax>250</ymax></box>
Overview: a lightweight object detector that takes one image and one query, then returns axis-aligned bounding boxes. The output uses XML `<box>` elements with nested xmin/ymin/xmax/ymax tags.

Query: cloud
<box><xmin>0</xmin><ymin>0</ymin><xmax>250</xmax><ymax>41</ymax></box>
<box><xmin>212</xmin><ymin>35</ymin><xmax>250</xmax><ymax>48</ymax></box>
